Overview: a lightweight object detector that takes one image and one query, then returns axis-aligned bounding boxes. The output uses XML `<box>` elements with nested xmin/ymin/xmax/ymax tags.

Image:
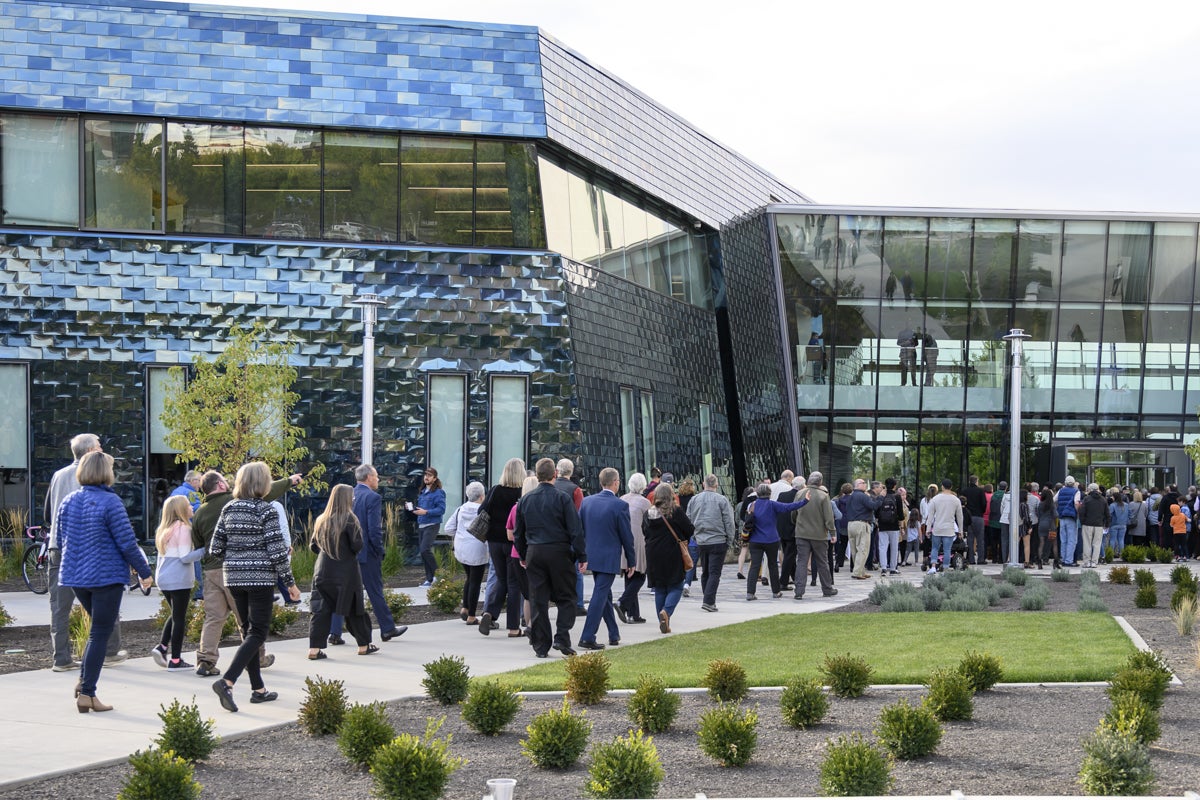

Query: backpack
<box><xmin>877</xmin><ymin>493</ymin><xmax>900</xmax><ymax>528</ymax></box>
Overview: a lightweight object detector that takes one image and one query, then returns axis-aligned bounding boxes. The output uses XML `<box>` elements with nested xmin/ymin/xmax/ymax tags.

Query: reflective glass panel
<box><xmin>1060</xmin><ymin>220</ymin><xmax>1107</xmax><ymax>303</ymax></box>
<box><xmin>1107</xmin><ymin>221</ymin><xmax>1151</xmax><ymax>305</ymax></box>
<box><xmin>147</xmin><ymin>367</ymin><xmax>179</xmax><ymax>455</ymax></box>
<box><xmin>244</xmin><ymin>126</ymin><xmax>321</xmax><ymax>239</ymax></box>
<box><xmin>1149</xmin><ymin>222</ymin><xmax>1197</xmax><ymax>304</ymax></box>
<box><xmin>0</xmin><ymin>363</ymin><xmax>28</xmax><ymax>469</ymax></box>
<box><xmin>918</xmin><ymin>416</ymin><xmax>964</xmax><ymax>491</ymax></box>
<box><xmin>684</xmin><ymin>232</ymin><xmax>712</xmax><ymax>310</ymax></box>
<box><xmin>798</xmin><ymin>416</ymin><xmax>829</xmax><ymax>481</ymax></box>
<box><xmin>1054</xmin><ymin>306</ymin><xmax>1101</xmax><ymax>413</ymax></box>
<box><xmin>323</xmin><ymin>131</ymin><xmax>398</xmax><ymax>242</ymax></box>
<box><xmin>877</xmin><ymin>218</ymin><xmax>926</xmax><ymax>409</ymax></box>
<box><xmin>920</xmin><ymin>303</ymin><xmax>967</xmax><ymax>411</ymax></box>
<box><xmin>166</xmin><ymin>122</ymin><xmax>244</xmax><ymax>235</ymax></box>
<box><xmin>1</xmin><ymin>114</ymin><xmax>79</xmax><ymax>227</ymax></box>
<box><xmin>875</xmin><ymin>418</ymin><xmax>918</xmax><ymax>488</ymax></box>
<box><xmin>971</xmin><ymin>218</ymin><xmax>1017</xmax><ymax>303</ymax></box>
<box><xmin>699</xmin><ymin>403</ymin><xmax>713</xmax><ymax>477</ymax></box>
<box><xmin>399</xmin><ymin>135</ymin><xmax>473</xmax><ymax>246</ymax></box>
<box><xmin>84</xmin><ymin>117</ymin><xmax>164</xmax><ymax>230</ymax></box>
<box><xmin>837</xmin><ymin>215</ymin><xmax>883</xmax><ymax>298</ymax></box>
<box><xmin>639</xmin><ymin>392</ymin><xmax>657</xmax><ymax>475</ymax></box>
<box><xmin>830</xmin><ymin>415</ymin><xmax>874</xmax><ymax>487</ymax></box>
<box><xmin>926</xmin><ymin>217</ymin><xmax>973</xmax><ymax>302</ymax></box>
<box><xmin>488</xmin><ymin>376</ymin><xmax>528</xmax><ymax>487</ymax></box>
<box><xmin>1013</xmin><ymin>305</ymin><xmax>1055</xmax><ymax>413</ymax></box>
<box><xmin>475</xmin><ymin>140</ymin><xmax>544</xmax><ymax>248</ymax></box>
<box><xmin>966</xmin><ymin>303</ymin><xmax>1010</xmax><ymax>412</ymax></box>
<box><xmin>1017</xmin><ymin>219</ymin><xmax>1062</xmax><ymax>303</ymax></box>
<box><xmin>881</xmin><ymin>216</ymin><xmax>926</xmax><ymax>304</ymax></box>
<box><xmin>778</xmin><ymin>214</ymin><xmax>838</xmax><ymax>400</ymax></box>
<box><xmin>597</xmin><ymin>189</ymin><xmax>626</xmax><ymax>277</ymax></box>
<box><xmin>1186</xmin><ymin>309</ymin><xmax>1200</xmax><ymax>420</ymax></box>
<box><xmin>428</xmin><ymin>374</ymin><xmax>466</xmax><ymax>518</ymax></box>
<box><xmin>965</xmin><ymin>416</ymin><xmax>1005</xmax><ymax>487</ymax></box>
<box><xmin>620</xmin><ymin>387</ymin><xmax>637</xmax><ymax>478</ymax></box>
<box><xmin>539</xmin><ymin>157</ymin><xmax>574</xmax><ymax>256</ymax></box>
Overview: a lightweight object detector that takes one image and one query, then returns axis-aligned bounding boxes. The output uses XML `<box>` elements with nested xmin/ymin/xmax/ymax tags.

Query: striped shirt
<box><xmin>210</xmin><ymin>497</ymin><xmax>295</xmax><ymax>588</ymax></box>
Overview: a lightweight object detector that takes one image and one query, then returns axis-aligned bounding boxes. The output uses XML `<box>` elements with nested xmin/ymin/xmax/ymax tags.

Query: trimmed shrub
<box><xmin>702</xmin><ymin>658</ymin><xmax>749</xmax><ymax>703</ymax></box>
<box><xmin>1169</xmin><ymin>564</ymin><xmax>1195</xmax><ymax>585</ymax></box>
<box><xmin>868</xmin><ymin>581</ymin><xmax>919</xmax><ymax>606</ymax></box>
<box><xmin>881</xmin><ymin>592</ymin><xmax>925</xmax><ymax>612</ymax></box>
<box><xmin>924</xmin><ymin>667</ymin><xmax>974</xmax><ymax>721</ymax></box>
<box><xmin>996</xmin><ymin>582</ymin><xmax>1016</xmax><ymax>599</ymax></box>
<box><xmin>697</xmin><ymin>703</ymin><xmax>758</xmax><ymax>767</ymax></box>
<box><xmin>1020</xmin><ymin>582</ymin><xmax>1051</xmax><ymax>610</ymax></box>
<box><xmin>421</xmin><ymin>655</ymin><xmax>470</xmax><ymax>706</ymax></box>
<box><xmin>118</xmin><ymin>749</ymin><xmax>201</xmax><ymax>800</ymax></box>
<box><xmin>627</xmin><ymin>674</ymin><xmax>680</xmax><ymax>734</ymax></box>
<box><xmin>426</xmin><ymin>571</ymin><xmax>464</xmax><ymax>614</ymax></box>
<box><xmin>298</xmin><ymin>676</ymin><xmax>349</xmax><ymax>736</ymax></box>
<box><xmin>585</xmin><ymin>730</ymin><xmax>664</xmax><ymax>799</ymax></box>
<box><xmin>1102</xmin><ymin>692</ymin><xmax>1161</xmax><ymax>745</ymax></box>
<box><xmin>1134</xmin><ymin>584</ymin><xmax>1157</xmax><ymax>608</ymax></box>
<box><xmin>268</xmin><ymin>604</ymin><xmax>300</xmax><ymax>635</ymax></box>
<box><xmin>820</xmin><ymin>653</ymin><xmax>873</xmax><ymax>698</ymax></box>
<box><xmin>565</xmin><ymin>651</ymin><xmax>611</xmax><ymax>705</ymax></box>
<box><xmin>461</xmin><ymin>680</ymin><xmax>521</xmax><ymax>736</ymax></box>
<box><xmin>875</xmin><ymin>698</ymin><xmax>942</xmax><ymax>759</ymax></box>
<box><xmin>185</xmin><ymin>604</ymin><xmax>236</xmax><ymax>642</ymax></box>
<box><xmin>1103</xmin><ymin>545</ymin><xmax>1116</xmax><ymax>564</ymax></box>
<box><xmin>1108</xmin><ymin>565</ymin><xmax>1131</xmax><ymax>584</ymax></box>
<box><xmin>1125</xmin><ymin>649</ymin><xmax>1172</xmax><ymax>678</ymax></box>
<box><xmin>780</xmin><ymin>677</ymin><xmax>829</xmax><ymax>729</ymax></box>
<box><xmin>1121</xmin><ymin>545</ymin><xmax>1146</xmax><ymax>564</ymax></box>
<box><xmin>1170</xmin><ymin>583</ymin><xmax>1197</xmax><ymax>610</ymax></box>
<box><xmin>370</xmin><ymin>589</ymin><xmax>413</xmax><ymax>622</ymax></box>
<box><xmin>370</xmin><ymin>718</ymin><xmax>465</xmax><ymax>800</ymax></box>
<box><xmin>1107</xmin><ymin>667</ymin><xmax>1169</xmax><ymax>711</ymax></box>
<box><xmin>1077</xmin><ymin>728</ymin><xmax>1154</xmax><ymax>796</ymax></box>
<box><xmin>1079</xmin><ymin>570</ymin><xmax>1101</xmax><ymax>586</ymax></box>
<box><xmin>1051</xmin><ymin>568</ymin><xmax>1072</xmax><ymax>582</ymax></box>
<box><xmin>958</xmin><ymin>651</ymin><xmax>1003</xmax><ymax>693</ymax></box>
<box><xmin>153</xmin><ymin>698</ymin><xmax>218</xmax><ymax>763</ymax></box>
<box><xmin>1002</xmin><ymin>565</ymin><xmax>1028</xmax><ymax>586</ymax></box>
<box><xmin>337</xmin><ymin>702</ymin><xmax>396</xmax><ymax>768</ymax></box>
<box><xmin>1133</xmin><ymin>568</ymin><xmax>1156</xmax><ymax>588</ymax></box>
<box><xmin>521</xmin><ymin>700</ymin><xmax>591</xmax><ymax>770</ymax></box>
<box><xmin>1172</xmin><ymin>594</ymin><xmax>1197</xmax><ymax>635</ymax></box>
<box><xmin>1154</xmin><ymin>545</ymin><xmax>1175</xmax><ymax>564</ymax></box>
<box><xmin>919</xmin><ymin>588</ymin><xmax>944</xmax><ymax>611</ymax></box>
<box><xmin>1078</xmin><ymin>595</ymin><xmax>1109</xmax><ymax>613</ymax></box>
<box><xmin>942</xmin><ymin>590</ymin><xmax>989</xmax><ymax>611</ymax></box>
<box><xmin>819</xmin><ymin>733</ymin><xmax>893</xmax><ymax>797</ymax></box>
<box><xmin>0</xmin><ymin>600</ymin><xmax>11</xmax><ymax>629</ymax></box>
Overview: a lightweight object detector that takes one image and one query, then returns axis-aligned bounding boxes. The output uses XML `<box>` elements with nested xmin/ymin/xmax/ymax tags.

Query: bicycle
<box><xmin>129</xmin><ymin>540</ymin><xmax>158</xmax><ymax>595</ymax></box>
<box><xmin>22</xmin><ymin>526</ymin><xmax>50</xmax><ymax>594</ymax></box>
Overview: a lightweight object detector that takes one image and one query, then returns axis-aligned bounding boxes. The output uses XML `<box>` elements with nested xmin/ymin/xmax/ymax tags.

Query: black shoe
<box><xmin>760</xmin><ymin>576</ymin><xmax>768</xmax><ymax>586</ymax></box>
<box><xmin>737</xmin><ymin>572</ymin><xmax>746</xmax><ymax>580</ymax></box>
<box><xmin>535</xmin><ymin>651</ymin><xmax>548</xmax><ymax>658</ymax></box>
<box><xmin>212</xmin><ymin>680</ymin><xmax>238</xmax><ymax>713</ymax></box>
<box><xmin>381</xmin><ymin>626</ymin><xmax>407</xmax><ymax>641</ymax></box>
<box><xmin>249</xmin><ymin>690</ymin><xmax>278</xmax><ymax>704</ymax></box>
<box><xmin>478</xmin><ymin>612</ymin><xmax>492</xmax><ymax>636</ymax></box>
<box><xmin>629</xmin><ymin>616</ymin><xmax>648</xmax><ymax>624</ymax></box>
<box><xmin>613</xmin><ymin>603</ymin><xmax>629</xmax><ymax>624</ymax></box>
<box><xmin>552</xmin><ymin>643</ymin><xmax>577</xmax><ymax>657</ymax></box>
<box><xmin>823</xmin><ymin>588</ymin><xmax>839</xmax><ymax>597</ymax></box>
<box><xmin>578</xmin><ymin>640</ymin><xmax>605</xmax><ymax>651</ymax></box>
<box><xmin>328</xmin><ymin>635</ymin><xmax>345</xmax><ymax>646</ymax></box>
<box><xmin>608</xmin><ymin>639</ymin><xmax>620</xmax><ymax>646</ymax></box>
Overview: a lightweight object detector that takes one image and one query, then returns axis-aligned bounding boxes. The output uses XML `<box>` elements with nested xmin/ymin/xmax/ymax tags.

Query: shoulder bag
<box><xmin>467</xmin><ymin>487</ymin><xmax>495</xmax><ymax>542</ymax></box>
<box><xmin>662</xmin><ymin>515</ymin><xmax>693</xmax><ymax>571</ymax></box>
<box><xmin>741</xmin><ymin>500</ymin><xmax>756</xmax><ymax>544</ymax></box>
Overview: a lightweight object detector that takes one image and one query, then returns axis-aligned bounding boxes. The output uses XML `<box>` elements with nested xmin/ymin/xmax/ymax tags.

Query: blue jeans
<box><xmin>72</xmin><ymin>583</ymin><xmax>125</xmax><ymax>697</ymax></box>
<box><xmin>1107</xmin><ymin>525</ymin><xmax>1126</xmax><ymax>555</ymax></box>
<box><xmin>684</xmin><ymin>539</ymin><xmax>699</xmax><ymax>586</ymax></box>
<box><xmin>579</xmin><ymin>571</ymin><xmax>619</xmax><ymax>644</ymax></box>
<box><xmin>932</xmin><ymin>535</ymin><xmax>955</xmax><ymax>567</ymax></box>
<box><xmin>653</xmin><ymin>580</ymin><xmax>685</xmax><ymax>620</ymax></box>
<box><xmin>193</xmin><ymin>560</ymin><xmax>204</xmax><ymax>598</ymax></box>
<box><xmin>1058</xmin><ymin>518</ymin><xmax>1079</xmax><ymax>565</ymax></box>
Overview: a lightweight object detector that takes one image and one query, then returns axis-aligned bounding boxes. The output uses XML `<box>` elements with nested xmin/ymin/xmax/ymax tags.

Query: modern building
<box><xmin>0</xmin><ymin>0</ymin><xmax>1195</xmax><ymax>536</ymax></box>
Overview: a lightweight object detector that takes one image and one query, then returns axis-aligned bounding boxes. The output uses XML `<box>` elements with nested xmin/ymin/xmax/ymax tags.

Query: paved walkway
<box><xmin>0</xmin><ymin>561</ymin><xmax>1177</xmax><ymax>787</ymax></box>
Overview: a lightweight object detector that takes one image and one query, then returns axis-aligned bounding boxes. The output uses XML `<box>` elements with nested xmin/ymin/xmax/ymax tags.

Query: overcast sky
<box><xmin>187</xmin><ymin>0</ymin><xmax>1200</xmax><ymax>214</ymax></box>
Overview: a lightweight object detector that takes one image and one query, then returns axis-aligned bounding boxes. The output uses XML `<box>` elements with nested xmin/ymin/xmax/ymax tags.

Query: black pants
<box><xmin>697</xmin><ymin>543</ymin><xmax>727</xmax><ymax>606</ymax></box>
<box><xmin>779</xmin><ymin>537</ymin><xmax>797</xmax><ymax>587</ymax></box>
<box><xmin>747</xmin><ymin>541</ymin><xmax>780</xmax><ymax>596</ymax></box>
<box><xmin>159</xmin><ymin>588</ymin><xmax>192</xmax><ymax>660</ymax></box>
<box><xmin>461</xmin><ymin>562</ymin><xmax>486</xmax><ymax>616</ymax></box>
<box><xmin>525</xmin><ymin>543</ymin><xmax>578</xmax><ymax>655</ymax></box>
<box><xmin>618</xmin><ymin>570</ymin><xmax>645</xmax><ymax>619</ymax></box>
<box><xmin>224</xmin><ymin>586</ymin><xmax>274</xmax><ymax>690</ymax></box>
<box><xmin>308</xmin><ymin>586</ymin><xmax>372</xmax><ymax>648</ymax></box>
<box><xmin>484</xmin><ymin>540</ymin><xmax>523</xmax><ymax>630</ymax></box>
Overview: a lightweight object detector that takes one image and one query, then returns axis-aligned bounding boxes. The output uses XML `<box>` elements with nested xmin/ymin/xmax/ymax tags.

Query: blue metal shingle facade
<box><xmin>0</xmin><ymin>0</ymin><xmax>547</xmax><ymax>136</ymax></box>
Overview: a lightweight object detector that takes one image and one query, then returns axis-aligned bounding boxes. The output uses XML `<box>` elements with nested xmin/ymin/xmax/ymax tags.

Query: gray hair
<box><xmin>465</xmin><ymin>481</ymin><xmax>485</xmax><ymax>502</ymax></box>
<box><xmin>184</xmin><ymin>469</ymin><xmax>200</xmax><ymax>483</ymax></box>
<box><xmin>1087</xmin><ymin>482</ymin><xmax>1099</xmax><ymax>493</ymax></box>
<box><xmin>780</xmin><ymin>469</ymin><xmax>795</xmax><ymax>482</ymax></box>
<box><xmin>598</xmin><ymin>467</ymin><xmax>620</xmax><ymax>488</ymax></box>
<box><xmin>807</xmin><ymin>471</ymin><xmax>823</xmax><ymax>487</ymax></box>
<box><xmin>69</xmin><ymin>433</ymin><xmax>100</xmax><ymax>460</ymax></box>
<box><xmin>628</xmin><ymin>472</ymin><xmax>647</xmax><ymax>494</ymax></box>
<box><xmin>703</xmin><ymin>474</ymin><xmax>720</xmax><ymax>490</ymax></box>
<box><xmin>354</xmin><ymin>463</ymin><xmax>376</xmax><ymax>482</ymax></box>
<box><xmin>791</xmin><ymin>477</ymin><xmax>805</xmax><ymax>490</ymax></box>
<box><xmin>756</xmin><ymin>483</ymin><xmax>771</xmax><ymax>498</ymax></box>
<box><xmin>556</xmin><ymin>458</ymin><xmax>574</xmax><ymax>477</ymax></box>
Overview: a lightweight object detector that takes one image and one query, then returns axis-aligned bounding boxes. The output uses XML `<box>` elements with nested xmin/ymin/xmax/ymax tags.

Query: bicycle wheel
<box><xmin>23</xmin><ymin>546</ymin><xmax>50</xmax><ymax>594</ymax></box>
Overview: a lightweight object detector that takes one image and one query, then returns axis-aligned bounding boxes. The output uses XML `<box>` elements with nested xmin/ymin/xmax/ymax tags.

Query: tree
<box><xmin>162</xmin><ymin>321</ymin><xmax>326</xmax><ymax>494</ymax></box>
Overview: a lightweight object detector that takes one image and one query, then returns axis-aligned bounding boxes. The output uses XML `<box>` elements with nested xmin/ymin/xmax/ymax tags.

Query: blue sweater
<box><xmin>417</xmin><ymin>487</ymin><xmax>446</xmax><ymax>528</ymax></box>
<box><xmin>57</xmin><ymin>485</ymin><xmax>151</xmax><ymax>588</ymax></box>
<box><xmin>745</xmin><ymin>497</ymin><xmax>808</xmax><ymax>544</ymax></box>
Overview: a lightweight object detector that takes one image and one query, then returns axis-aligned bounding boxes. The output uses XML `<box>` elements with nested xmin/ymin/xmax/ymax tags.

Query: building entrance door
<box><xmin>1085</xmin><ymin>464</ymin><xmax>1175</xmax><ymax>492</ymax></box>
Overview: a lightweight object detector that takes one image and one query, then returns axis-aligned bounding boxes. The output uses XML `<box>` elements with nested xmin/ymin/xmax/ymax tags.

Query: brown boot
<box><xmin>76</xmin><ymin>695</ymin><xmax>113</xmax><ymax>713</ymax></box>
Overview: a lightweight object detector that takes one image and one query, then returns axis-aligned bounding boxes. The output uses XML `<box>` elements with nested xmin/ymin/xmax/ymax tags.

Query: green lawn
<box><xmin>486</xmin><ymin>613</ymin><xmax>1135</xmax><ymax>691</ymax></box>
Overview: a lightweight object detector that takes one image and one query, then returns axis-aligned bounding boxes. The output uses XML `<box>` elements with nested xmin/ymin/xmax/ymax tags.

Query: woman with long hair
<box><xmin>210</xmin><ymin>461</ymin><xmax>299</xmax><ymax>712</ymax></box>
<box><xmin>152</xmin><ymin>494</ymin><xmax>204</xmax><ymax>670</ymax></box>
<box><xmin>307</xmin><ymin>483</ymin><xmax>377</xmax><ymax>660</ymax></box>
<box><xmin>1035</xmin><ymin>486</ymin><xmax>1056</xmax><ymax>569</ymax></box>
<box><xmin>478</xmin><ymin>458</ymin><xmax>526</xmax><ymax>637</ymax></box>
<box><xmin>57</xmin><ymin>451</ymin><xmax>153</xmax><ymax>712</ymax></box>
<box><xmin>642</xmin><ymin>482</ymin><xmax>695</xmax><ymax>634</ymax></box>
<box><xmin>414</xmin><ymin>467</ymin><xmax>446</xmax><ymax>587</ymax></box>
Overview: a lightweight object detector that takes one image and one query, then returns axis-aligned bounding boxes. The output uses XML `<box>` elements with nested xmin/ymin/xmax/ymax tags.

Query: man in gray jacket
<box><xmin>685</xmin><ymin>474</ymin><xmax>736</xmax><ymax>612</ymax></box>
<box><xmin>791</xmin><ymin>472</ymin><xmax>838</xmax><ymax>599</ymax></box>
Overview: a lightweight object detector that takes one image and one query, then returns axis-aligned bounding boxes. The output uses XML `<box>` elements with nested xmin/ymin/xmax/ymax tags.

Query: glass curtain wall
<box><xmin>0</xmin><ymin>362</ymin><xmax>29</xmax><ymax>526</ymax></box>
<box><xmin>488</xmin><ymin>375</ymin><xmax>528</xmax><ymax>486</ymax></box>
<box><xmin>0</xmin><ymin>114</ymin><xmax>78</xmax><ymax>227</ymax></box>
<box><xmin>165</xmin><ymin>122</ymin><xmax>245</xmax><ymax>235</ymax></box>
<box><xmin>83</xmin><ymin>117</ymin><xmax>164</xmax><ymax>231</ymax></box>
<box><xmin>323</xmin><ymin>131</ymin><xmax>398</xmax><ymax>242</ymax></box>
<box><xmin>428</xmin><ymin>374</ymin><xmax>467</xmax><ymax>519</ymax></box>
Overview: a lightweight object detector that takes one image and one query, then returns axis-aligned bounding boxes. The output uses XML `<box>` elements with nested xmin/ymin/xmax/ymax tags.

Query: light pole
<box><xmin>1003</xmin><ymin>328</ymin><xmax>1030</xmax><ymax>567</ymax></box>
<box><xmin>352</xmin><ymin>293</ymin><xmax>386</xmax><ymax>466</ymax></box>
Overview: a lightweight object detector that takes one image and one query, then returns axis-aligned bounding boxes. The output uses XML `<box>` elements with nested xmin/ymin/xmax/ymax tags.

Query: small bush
<box><xmin>924</xmin><ymin>667</ymin><xmax>974</xmax><ymax>721</ymax></box>
<box><xmin>421</xmin><ymin>655</ymin><xmax>470</xmax><ymax>706</ymax></box>
<box><xmin>881</xmin><ymin>592</ymin><xmax>925</xmax><ymax>612</ymax></box>
<box><xmin>1154</xmin><ymin>545</ymin><xmax>1175</xmax><ymax>564</ymax></box>
<box><xmin>702</xmin><ymin>658</ymin><xmax>749</xmax><ymax>703</ymax></box>
<box><xmin>269</xmin><ymin>604</ymin><xmax>300</xmax><ymax>635</ymax></box>
<box><xmin>117</xmin><ymin>749</ymin><xmax>201</xmax><ymax>800</ymax></box>
<box><xmin>371</xmin><ymin>589</ymin><xmax>413</xmax><ymax>622</ymax></box>
<box><xmin>697</xmin><ymin>703</ymin><xmax>758</xmax><ymax>767</ymax></box>
<box><xmin>68</xmin><ymin>604</ymin><xmax>91</xmax><ymax>659</ymax></box>
<box><xmin>1172</xmin><ymin>594</ymin><xmax>1197</xmax><ymax>635</ymax></box>
<box><xmin>1170</xmin><ymin>582</ymin><xmax>1197</xmax><ymax>608</ymax></box>
<box><xmin>1002</xmin><ymin>566</ymin><xmax>1028</xmax><ymax>586</ymax></box>
<box><xmin>521</xmin><ymin>700</ymin><xmax>591</xmax><ymax>770</ymax></box>
<box><xmin>426</xmin><ymin>571</ymin><xmax>465</xmax><ymax>614</ymax></box>
<box><xmin>0</xmin><ymin>600</ymin><xmax>11</xmax><ymax>629</ymax></box>
<box><xmin>298</xmin><ymin>675</ymin><xmax>349</xmax><ymax>736</ymax></box>
<box><xmin>958</xmin><ymin>651</ymin><xmax>1003</xmax><ymax>693</ymax></box>
<box><xmin>154</xmin><ymin>698</ymin><xmax>218</xmax><ymax>763</ymax></box>
<box><xmin>585</xmin><ymin>729</ymin><xmax>664</xmax><ymax>799</ymax></box>
<box><xmin>1079</xmin><ymin>595</ymin><xmax>1109</xmax><ymax>613</ymax></box>
<box><xmin>1169</xmin><ymin>564</ymin><xmax>1195</xmax><ymax>586</ymax></box>
<box><xmin>919</xmin><ymin>588</ymin><xmax>944</xmax><ymax>611</ymax></box>
<box><xmin>1107</xmin><ymin>666</ymin><xmax>1169</xmax><ymax>710</ymax></box>
<box><xmin>1125</xmin><ymin>649</ymin><xmax>1172</xmax><ymax>679</ymax></box>
<box><xmin>1051</xmin><ymin>568</ymin><xmax>1072</xmax><ymax>582</ymax></box>
<box><xmin>996</xmin><ymin>582</ymin><xmax>1016</xmax><ymax>598</ymax></box>
<box><xmin>461</xmin><ymin>680</ymin><xmax>521</xmax><ymax>736</ymax></box>
<box><xmin>1102</xmin><ymin>692</ymin><xmax>1161</xmax><ymax>745</ymax></box>
<box><xmin>820</xmin><ymin>653</ymin><xmax>873</xmax><ymax>698</ymax></box>
<box><xmin>1134</xmin><ymin>568</ymin><xmax>1156</xmax><ymax>587</ymax></box>
<box><xmin>337</xmin><ymin>702</ymin><xmax>396</xmax><ymax>768</ymax></box>
<box><xmin>1020</xmin><ymin>582</ymin><xmax>1050</xmax><ymax>610</ymax></box>
<box><xmin>185</xmin><ymin>605</ymin><xmax>236</xmax><ymax>643</ymax></box>
<box><xmin>942</xmin><ymin>590</ymin><xmax>990</xmax><ymax>611</ymax></box>
<box><xmin>1134</xmin><ymin>584</ymin><xmax>1158</xmax><ymax>608</ymax></box>
<box><xmin>819</xmin><ymin>733</ymin><xmax>893</xmax><ymax>797</ymax></box>
<box><xmin>565</xmin><ymin>651</ymin><xmax>611</xmax><ymax>705</ymax></box>
<box><xmin>876</xmin><ymin>698</ymin><xmax>943</xmax><ymax>759</ymax></box>
<box><xmin>627</xmin><ymin>674</ymin><xmax>680</xmax><ymax>734</ymax></box>
<box><xmin>1077</xmin><ymin>728</ymin><xmax>1154</xmax><ymax>796</ymax></box>
<box><xmin>370</xmin><ymin>718</ymin><xmax>465</xmax><ymax>800</ymax></box>
<box><xmin>780</xmin><ymin>677</ymin><xmax>829</xmax><ymax>729</ymax></box>
<box><xmin>1108</xmin><ymin>565</ymin><xmax>1131</xmax><ymax>584</ymax></box>
<box><xmin>1079</xmin><ymin>570</ymin><xmax>1101</xmax><ymax>586</ymax></box>
<box><xmin>1121</xmin><ymin>545</ymin><xmax>1146</xmax><ymax>564</ymax></box>
<box><xmin>1103</xmin><ymin>545</ymin><xmax>1116</xmax><ymax>563</ymax></box>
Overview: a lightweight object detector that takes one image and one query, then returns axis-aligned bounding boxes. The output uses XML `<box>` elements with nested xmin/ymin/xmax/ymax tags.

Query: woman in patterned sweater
<box><xmin>209</xmin><ymin>461</ymin><xmax>300</xmax><ymax>712</ymax></box>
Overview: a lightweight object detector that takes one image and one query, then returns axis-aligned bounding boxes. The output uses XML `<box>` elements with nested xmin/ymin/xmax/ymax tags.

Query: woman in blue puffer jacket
<box><xmin>57</xmin><ymin>451</ymin><xmax>153</xmax><ymax>712</ymax></box>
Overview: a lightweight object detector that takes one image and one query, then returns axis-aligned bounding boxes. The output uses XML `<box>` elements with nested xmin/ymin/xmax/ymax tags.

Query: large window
<box><xmin>639</xmin><ymin>392</ymin><xmax>657</xmax><ymax>476</ymax></box>
<box><xmin>400</xmin><ymin>136</ymin><xmax>474</xmax><ymax>246</ymax></box>
<box><xmin>244</xmin><ymin>126</ymin><xmax>322</xmax><ymax>239</ymax></box>
<box><xmin>620</xmin><ymin>387</ymin><xmax>637</xmax><ymax>479</ymax></box>
<box><xmin>324</xmin><ymin>131</ymin><xmax>398</xmax><ymax>242</ymax></box>
<box><xmin>427</xmin><ymin>374</ymin><xmax>467</xmax><ymax>521</ymax></box>
<box><xmin>84</xmin><ymin>117</ymin><xmax>164</xmax><ymax>230</ymax></box>
<box><xmin>1</xmin><ymin>114</ymin><xmax>78</xmax><ymax>227</ymax></box>
<box><xmin>488</xmin><ymin>375</ymin><xmax>528</xmax><ymax>487</ymax></box>
<box><xmin>165</xmin><ymin>122</ymin><xmax>245</xmax><ymax>235</ymax></box>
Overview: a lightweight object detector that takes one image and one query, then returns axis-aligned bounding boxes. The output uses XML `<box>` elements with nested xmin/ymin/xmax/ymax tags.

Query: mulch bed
<box><xmin>1</xmin><ymin>572</ymin><xmax>1198</xmax><ymax>799</ymax></box>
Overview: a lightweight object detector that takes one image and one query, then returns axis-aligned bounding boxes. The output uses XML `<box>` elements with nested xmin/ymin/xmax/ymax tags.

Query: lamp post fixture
<box><xmin>352</xmin><ymin>293</ymin><xmax>386</xmax><ymax>466</ymax></box>
<box><xmin>1003</xmin><ymin>328</ymin><xmax>1031</xmax><ymax>567</ymax></box>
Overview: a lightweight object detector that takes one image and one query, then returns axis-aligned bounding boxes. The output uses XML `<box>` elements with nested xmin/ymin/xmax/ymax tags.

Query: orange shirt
<box><xmin>1169</xmin><ymin>505</ymin><xmax>1186</xmax><ymax>535</ymax></box>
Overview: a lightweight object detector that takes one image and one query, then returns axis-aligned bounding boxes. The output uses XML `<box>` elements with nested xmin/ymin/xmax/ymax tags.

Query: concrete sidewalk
<box><xmin>0</xmin><ymin>561</ymin><xmax>1170</xmax><ymax>787</ymax></box>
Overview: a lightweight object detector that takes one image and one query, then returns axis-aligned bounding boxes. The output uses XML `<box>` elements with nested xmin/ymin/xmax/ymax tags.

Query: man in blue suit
<box><xmin>576</xmin><ymin>467</ymin><xmax>636</xmax><ymax>650</ymax></box>
<box><xmin>330</xmin><ymin>464</ymin><xmax>407</xmax><ymax>644</ymax></box>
